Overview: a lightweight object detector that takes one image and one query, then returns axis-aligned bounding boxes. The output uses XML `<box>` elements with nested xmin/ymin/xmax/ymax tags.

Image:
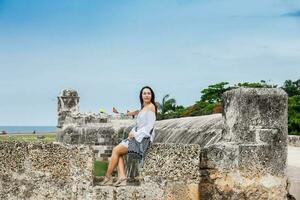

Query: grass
<box><xmin>94</xmin><ymin>160</ymin><xmax>108</xmax><ymax>176</ymax></box>
<box><xmin>0</xmin><ymin>133</ymin><xmax>56</xmax><ymax>142</ymax></box>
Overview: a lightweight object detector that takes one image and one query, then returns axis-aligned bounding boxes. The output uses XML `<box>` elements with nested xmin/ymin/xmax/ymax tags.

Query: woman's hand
<box><xmin>125</xmin><ymin>109</ymin><xmax>140</xmax><ymax>116</ymax></box>
<box><xmin>112</xmin><ymin>107</ymin><xmax>119</xmax><ymax>114</ymax></box>
<box><xmin>128</xmin><ymin>131</ymin><xmax>135</xmax><ymax>140</ymax></box>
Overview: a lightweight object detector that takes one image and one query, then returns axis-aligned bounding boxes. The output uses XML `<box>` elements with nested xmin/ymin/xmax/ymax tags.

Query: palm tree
<box><xmin>156</xmin><ymin>94</ymin><xmax>176</xmax><ymax>119</ymax></box>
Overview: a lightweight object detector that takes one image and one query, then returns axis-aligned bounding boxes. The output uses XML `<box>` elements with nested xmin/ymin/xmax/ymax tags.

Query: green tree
<box><xmin>281</xmin><ymin>79</ymin><xmax>300</xmax><ymax>97</ymax></box>
<box><xmin>183</xmin><ymin>82</ymin><xmax>230</xmax><ymax>116</ymax></box>
<box><xmin>234</xmin><ymin>80</ymin><xmax>277</xmax><ymax>88</ymax></box>
<box><xmin>156</xmin><ymin>94</ymin><xmax>177</xmax><ymax>119</ymax></box>
<box><xmin>163</xmin><ymin>105</ymin><xmax>186</xmax><ymax>119</ymax></box>
<box><xmin>155</xmin><ymin>79</ymin><xmax>300</xmax><ymax>133</ymax></box>
<box><xmin>288</xmin><ymin>95</ymin><xmax>300</xmax><ymax>135</ymax></box>
<box><xmin>199</xmin><ymin>82</ymin><xmax>230</xmax><ymax>103</ymax></box>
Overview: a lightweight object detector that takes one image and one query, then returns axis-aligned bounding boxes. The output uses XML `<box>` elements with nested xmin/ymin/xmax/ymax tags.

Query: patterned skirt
<box><xmin>120</xmin><ymin>138</ymin><xmax>129</xmax><ymax>148</ymax></box>
<box><xmin>120</xmin><ymin>137</ymin><xmax>151</xmax><ymax>160</ymax></box>
<box><xmin>130</xmin><ymin>137</ymin><xmax>151</xmax><ymax>160</ymax></box>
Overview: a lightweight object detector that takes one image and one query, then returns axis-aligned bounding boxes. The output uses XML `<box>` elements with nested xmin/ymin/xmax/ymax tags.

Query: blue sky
<box><xmin>0</xmin><ymin>0</ymin><xmax>300</xmax><ymax>125</ymax></box>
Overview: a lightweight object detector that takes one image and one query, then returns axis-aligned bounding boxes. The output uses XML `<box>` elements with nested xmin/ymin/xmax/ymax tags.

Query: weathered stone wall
<box><xmin>92</xmin><ymin>143</ymin><xmax>201</xmax><ymax>200</ymax></box>
<box><xmin>57</xmin><ymin>120</ymin><xmax>135</xmax><ymax>161</ymax></box>
<box><xmin>57</xmin><ymin>89</ymin><xmax>80</xmax><ymax>128</ymax></box>
<box><xmin>0</xmin><ymin>141</ymin><xmax>200</xmax><ymax>200</ymax></box>
<box><xmin>57</xmin><ymin>120</ymin><xmax>135</xmax><ymax>146</ymax></box>
<box><xmin>56</xmin><ymin>89</ymin><xmax>136</xmax><ymax>162</ymax></box>
<box><xmin>153</xmin><ymin>113</ymin><xmax>223</xmax><ymax>147</ymax></box>
<box><xmin>200</xmin><ymin>88</ymin><xmax>289</xmax><ymax>200</ymax></box>
<box><xmin>0</xmin><ymin>87</ymin><xmax>292</xmax><ymax>199</ymax></box>
<box><xmin>0</xmin><ymin>141</ymin><xmax>94</xmax><ymax>200</ymax></box>
<box><xmin>152</xmin><ymin>88</ymin><xmax>291</xmax><ymax>199</ymax></box>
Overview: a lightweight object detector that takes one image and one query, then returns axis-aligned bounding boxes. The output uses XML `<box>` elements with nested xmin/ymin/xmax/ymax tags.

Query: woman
<box><xmin>100</xmin><ymin>86</ymin><xmax>157</xmax><ymax>186</ymax></box>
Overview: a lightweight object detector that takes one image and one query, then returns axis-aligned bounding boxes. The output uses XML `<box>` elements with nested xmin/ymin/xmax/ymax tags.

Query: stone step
<box><xmin>93</xmin><ymin>176</ymin><xmax>141</xmax><ymax>186</ymax></box>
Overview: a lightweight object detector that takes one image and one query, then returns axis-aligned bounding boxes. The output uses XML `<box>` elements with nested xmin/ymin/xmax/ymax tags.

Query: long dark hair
<box><xmin>139</xmin><ymin>86</ymin><xmax>158</xmax><ymax>117</ymax></box>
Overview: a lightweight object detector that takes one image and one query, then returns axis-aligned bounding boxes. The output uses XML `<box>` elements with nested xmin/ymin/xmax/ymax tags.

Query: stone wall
<box><xmin>0</xmin><ymin>141</ymin><xmax>94</xmax><ymax>200</ymax></box>
<box><xmin>153</xmin><ymin>113</ymin><xmax>223</xmax><ymax>147</ymax></box>
<box><xmin>200</xmin><ymin>88</ymin><xmax>289</xmax><ymax>200</ymax></box>
<box><xmin>0</xmin><ymin>141</ymin><xmax>200</xmax><ymax>200</ymax></box>
<box><xmin>57</xmin><ymin>89</ymin><xmax>80</xmax><ymax>128</ymax></box>
<box><xmin>56</xmin><ymin>89</ymin><xmax>136</xmax><ymax>162</ymax></box>
<box><xmin>93</xmin><ymin>143</ymin><xmax>201</xmax><ymax>200</ymax></box>
<box><xmin>153</xmin><ymin>87</ymin><xmax>291</xmax><ymax>200</ymax></box>
<box><xmin>0</xmin><ymin>87</ymin><xmax>292</xmax><ymax>199</ymax></box>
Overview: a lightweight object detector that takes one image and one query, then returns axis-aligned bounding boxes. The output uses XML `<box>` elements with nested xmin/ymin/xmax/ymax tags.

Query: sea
<box><xmin>0</xmin><ymin>126</ymin><xmax>57</xmax><ymax>134</ymax></box>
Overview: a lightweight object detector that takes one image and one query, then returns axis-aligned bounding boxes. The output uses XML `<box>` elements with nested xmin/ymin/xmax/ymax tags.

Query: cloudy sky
<box><xmin>0</xmin><ymin>0</ymin><xmax>300</xmax><ymax>125</ymax></box>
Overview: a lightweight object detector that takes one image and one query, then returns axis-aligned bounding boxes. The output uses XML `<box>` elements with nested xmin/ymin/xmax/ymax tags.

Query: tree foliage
<box><xmin>281</xmin><ymin>79</ymin><xmax>300</xmax><ymax>97</ymax></box>
<box><xmin>234</xmin><ymin>80</ymin><xmax>277</xmax><ymax>88</ymax></box>
<box><xmin>155</xmin><ymin>79</ymin><xmax>300</xmax><ymax>135</ymax></box>
<box><xmin>288</xmin><ymin>95</ymin><xmax>300</xmax><ymax>135</ymax></box>
<box><xmin>156</xmin><ymin>94</ymin><xmax>177</xmax><ymax>119</ymax></box>
<box><xmin>199</xmin><ymin>82</ymin><xmax>230</xmax><ymax>103</ymax></box>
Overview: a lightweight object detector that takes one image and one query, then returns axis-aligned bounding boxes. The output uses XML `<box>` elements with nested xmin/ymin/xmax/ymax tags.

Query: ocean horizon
<box><xmin>0</xmin><ymin>126</ymin><xmax>57</xmax><ymax>134</ymax></box>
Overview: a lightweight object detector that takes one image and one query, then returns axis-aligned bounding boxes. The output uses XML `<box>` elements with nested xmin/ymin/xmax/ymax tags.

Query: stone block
<box><xmin>200</xmin><ymin>143</ymin><xmax>239</xmax><ymax>170</ymax></box>
<box><xmin>140</xmin><ymin>143</ymin><xmax>201</xmax><ymax>183</ymax></box>
<box><xmin>238</xmin><ymin>144</ymin><xmax>287</xmax><ymax>176</ymax></box>
<box><xmin>222</xmin><ymin>87</ymin><xmax>288</xmax><ymax>144</ymax></box>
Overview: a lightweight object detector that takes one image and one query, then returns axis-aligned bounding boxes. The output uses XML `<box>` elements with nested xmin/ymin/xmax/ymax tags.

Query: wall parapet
<box><xmin>0</xmin><ymin>141</ymin><xmax>94</xmax><ymax>200</ymax></box>
<box><xmin>0</xmin><ymin>87</ymin><xmax>292</xmax><ymax>199</ymax></box>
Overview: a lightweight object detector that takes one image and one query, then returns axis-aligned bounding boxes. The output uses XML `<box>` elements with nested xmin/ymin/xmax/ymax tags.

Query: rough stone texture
<box><xmin>57</xmin><ymin>124</ymin><xmax>117</xmax><ymax>145</ymax></box>
<box><xmin>288</xmin><ymin>135</ymin><xmax>300</xmax><ymax>147</ymax></box>
<box><xmin>200</xmin><ymin>169</ymin><xmax>288</xmax><ymax>200</ymax></box>
<box><xmin>0</xmin><ymin>141</ymin><xmax>200</xmax><ymax>200</ymax></box>
<box><xmin>92</xmin><ymin>182</ymin><xmax>199</xmax><ymax>200</ymax></box>
<box><xmin>91</xmin><ymin>184</ymin><xmax>165</xmax><ymax>200</ymax></box>
<box><xmin>57</xmin><ymin>89</ymin><xmax>136</xmax><ymax>163</ymax></box>
<box><xmin>57</xmin><ymin>120</ymin><xmax>135</xmax><ymax>145</ymax></box>
<box><xmin>221</xmin><ymin>87</ymin><xmax>288</xmax><ymax>175</ymax></box>
<box><xmin>199</xmin><ymin>87</ymin><xmax>289</xmax><ymax>200</ymax></box>
<box><xmin>153</xmin><ymin>113</ymin><xmax>223</xmax><ymax>147</ymax></box>
<box><xmin>0</xmin><ymin>141</ymin><xmax>94</xmax><ymax>200</ymax></box>
<box><xmin>222</xmin><ymin>88</ymin><xmax>288</xmax><ymax>145</ymax></box>
<box><xmin>1</xmin><ymin>87</ymin><xmax>291</xmax><ymax>199</ymax></box>
<box><xmin>57</xmin><ymin>121</ymin><xmax>135</xmax><ymax>161</ymax></box>
<box><xmin>140</xmin><ymin>143</ymin><xmax>201</xmax><ymax>183</ymax></box>
<box><xmin>64</xmin><ymin>112</ymin><xmax>108</xmax><ymax>125</ymax></box>
<box><xmin>92</xmin><ymin>143</ymin><xmax>201</xmax><ymax>200</ymax></box>
<box><xmin>56</xmin><ymin>89</ymin><xmax>142</xmax><ymax>181</ymax></box>
<box><xmin>57</xmin><ymin>89</ymin><xmax>80</xmax><ymax>128</ymax></box>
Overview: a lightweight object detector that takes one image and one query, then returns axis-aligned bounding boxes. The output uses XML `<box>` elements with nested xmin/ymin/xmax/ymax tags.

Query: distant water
<box><xmin>0</xmin><ymin>126</ymin><xmax>57</xmax><ymax>134</ymax></box>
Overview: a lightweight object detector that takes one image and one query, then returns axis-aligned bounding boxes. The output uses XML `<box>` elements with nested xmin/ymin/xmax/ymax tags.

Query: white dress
<box><xmin>120</xmin><ymin>110</ymin><xmax>156</xmax><ymax>148</ymax></box>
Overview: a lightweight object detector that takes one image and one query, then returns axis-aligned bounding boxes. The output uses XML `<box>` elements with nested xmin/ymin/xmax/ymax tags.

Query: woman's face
<box><xmin>142</xmin><ymin>88</ymin><xmax>152</xmax><ymax>104</ymax></box>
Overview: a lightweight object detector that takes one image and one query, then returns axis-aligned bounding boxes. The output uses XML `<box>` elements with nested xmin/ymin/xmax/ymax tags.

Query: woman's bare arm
<box><xmin>126</xmin><ymin>109</ymin><xmax>140</xmax><ymax>116</ymax></box>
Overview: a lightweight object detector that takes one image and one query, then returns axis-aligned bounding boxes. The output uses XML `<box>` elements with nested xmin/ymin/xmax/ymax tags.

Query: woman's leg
<box><xmin>117</xmin><ymin>156</ymin><xmax>126</xmax><ymax>178</ymax></box>
<box><xmin>105</xmin><ymin>144</ymin><xmax>128</xmax><ymax>177</ymax></box>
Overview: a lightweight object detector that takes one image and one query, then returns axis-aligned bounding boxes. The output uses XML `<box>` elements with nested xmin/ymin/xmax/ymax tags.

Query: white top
<box><xmin>131</xmin><ymin>110</ymin><xmax>156</xmax><ymax>143</ymax></box>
